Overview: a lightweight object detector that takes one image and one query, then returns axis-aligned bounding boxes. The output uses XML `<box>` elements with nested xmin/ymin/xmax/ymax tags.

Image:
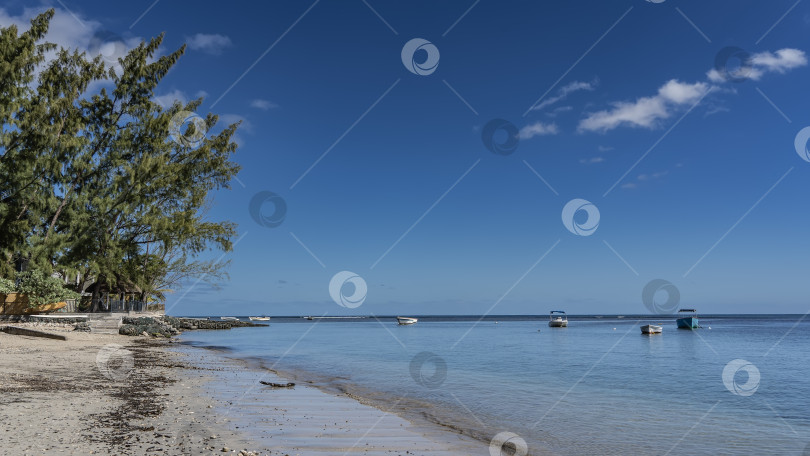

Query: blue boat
<box><xmin>676</xmin><ymin>309</ymin><xmax>699</xmax><ymax>329</ymax></box>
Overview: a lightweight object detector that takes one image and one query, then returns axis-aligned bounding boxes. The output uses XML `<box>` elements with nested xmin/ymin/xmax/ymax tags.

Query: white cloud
<box><xmin>219</xmin><ymin>113</ymin><xmax>251</xmax><ymax>132</ymax></box>
<box><xmin>186</xmin><ymin>33</ymin><xmax>232</xmax><ymax>55</ymax></box>
<box><xmin>581</xmin><ymin>48</ymin><xmax>805</xmax><ymax>134</ymax></box>
<box><xmin>704</xmin><ymin>102</ymin><xmax>730</xmax><ymax>117</ymax></box>
<box><xmin>751</xmin><ymin>48</ymin><xmax>806</xmax><ymax>74</ymax></box>
<box><xmin>706</xmin><ymin>69</ymin><xmax>725</xmax><ymax>84</ymax></box>
<box><xmin>519</xmin><ymin>121</ymin><xmax>559</xmax><ymax>139</ymax></box>
<box><xmin>578</xmin><ymin>80</ymin><xmax>710</xmax><ymax>133</ymax></box>
<box><xmin>638</xmin><ymin>171</ymin><xmax>668</xmax><ymax>181</ymax></box>
<box><xmin>624</xmin><ymin>170</ymin><xmax>670</xmax><ymax>189</ymax></box>
<box><xmin>579</xmin><ymin>157</ymin><xmax>605</xmax><ymax>165</ymax></box>
<box><xmin>532</xmin><ymin>79</ymin><xmax>598</xmax><ymax>111</ymax></box>
<box><xmin>597</xmin><ymin>145</ymin><xmax>614</xmax><ymax>152</ymax></box>
<box><xmin>707</xmin><ymin>48</ymin><xmax>806</xmax><ymax>82</ymax></box>
<box><xmin>250</xmin><ymin>99</ymin><xmax>279</xmax><ymax>110</ymax></box>
<box><xmin>0</xmin><ymin>6</ymin><xmax>142</xmax><ymax>76</ymax></box>
<box><xmin>153</xmin><ymin>89</ymin><xmax>189</xmax><ymax>109</ymax></box>
<box><xmin>213</xmin><ymin>114</ymin><xmax>251</xmax><ymax>147</ymax></box>
<box><xmin>545</xmin><ymin>105</ymin><xmax>574</xmax><ymax>118</ymax></box>
<box><xmin>153</xmin><ymin>90</ymin><xmax>209</xmax><ymax>109</ymax></box>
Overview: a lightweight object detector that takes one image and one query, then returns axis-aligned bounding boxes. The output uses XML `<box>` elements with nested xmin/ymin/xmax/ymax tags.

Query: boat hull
<box><xmin>676</xmin><ymin>317</ymin><xmax>699</xmax><ymax>329</ymax></box>
<box><xmin>396</xmin><ymin>317</ymin><xmax>418</xmax><ymax>325</ymax></box>
<box><xmin>641</xmin><ymin>325</ymin><xmax>662</xmax><ymax>334</ymax></box>
<box><xmin>548</xmin><ymin>320</ymin><xmax>568</xmax><ymax>327</ymax></box>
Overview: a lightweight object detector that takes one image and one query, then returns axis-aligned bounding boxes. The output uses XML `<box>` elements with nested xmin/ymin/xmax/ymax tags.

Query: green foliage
<box><xmin>0</xmin><ymin>277</ymin><xmax>15</xmax><ymax>294</ymax></box>
<box><xmin>14</xmin><ymin>270</ymin><xmax>80</xmax><ymax>307</ymax></box>
<box><xmin>0</xmin><ymin>10</ymin><xmax>241</xmax><ymax>305</ymax></box>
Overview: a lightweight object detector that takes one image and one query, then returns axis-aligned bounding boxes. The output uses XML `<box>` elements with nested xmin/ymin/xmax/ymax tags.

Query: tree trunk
<box><xmin>90</xmin><ymin>280</ymin><xmax>100</xmax><ymax>313</ymax></box>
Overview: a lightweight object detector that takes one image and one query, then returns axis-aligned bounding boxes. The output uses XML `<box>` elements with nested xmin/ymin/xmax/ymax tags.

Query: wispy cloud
<box><xmin>531</xmin><ymin>79</ymin><xmax>598</xmax><ymax>112</ymax></box>
<box><xmin>579</xmin><ymin>157</ymin><xmax>605</xmax><ymax>165</ymax></box>
<box><xmin>707</xmin><ymin>48</ymin><xmax>807</xmax><ymax>82</ymax></box>
<box><xmin>153</xmin><ymin>89</ymin><xmax>208</xmax><ymax>109</ymax></box>
<box><xmin>219</xmin><ymin>113</ymin><xmax>251</xmax><ymax>132</ymax></box>
<box><xmin>545</xmin><ymin>105</ymin><xmax>574</xmax><ymax>118</ymax></box>
<box><xmin>250</xmin><ymin>99</ymin><xmax>279</xmax><ymax>110</ymax></box>
<box><xmin>0</xmin><ymin>6</ymin><xmax>142</xmax><ymax>77</ymax></box>
<box><xmin>597</xmin><ymin>145</ymin><xmax>614</xmax><ymax>152</ymax></box>
<box><xmin>704</xmin><ymin>102</ymin><xmax>730</xmax><ymax>117</ymax></box>
<box><xmin>579</xmin><ymin>80</ymin><xmax>709</xmax><ymax>133</ymax></box>
<box><xmin>186</xmin><ymin>33</ymin><xmax>232</xmax><ymax>55</ymax></box>
<box><xmin>519</xmin><ymin>121</ymin><xmax>559</xmax><ymax>139</ymax></box>
<box><xmin>637</xmin><ymin>171</ymin><xmax>668</xmax><ymax>181</ymax></box>
<box><xmin>622</xmin><ymin>169</ymin><xmax>673</xmax><ymax>190</ymax></box>
<box><xmin>581</xmin><ymin>48</ymin><xmax>806</xmax><ymax>133</ymax></box>
<box><xmin>153</xmin><ymin>89</ymin><xmax>189</xmax><ymax>109</ymax></box>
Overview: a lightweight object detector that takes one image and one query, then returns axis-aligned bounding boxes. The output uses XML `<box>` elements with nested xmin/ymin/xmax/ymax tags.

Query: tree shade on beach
<box><xmin>0</xmin><ymin>9</ymin><xmax>241</xmax><ymax>309</ymax></box>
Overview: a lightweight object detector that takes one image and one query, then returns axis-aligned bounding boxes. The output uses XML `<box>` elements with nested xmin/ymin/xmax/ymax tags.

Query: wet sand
<box><xmin>0</xmin><ymin>324</ymin><xmax>486</xmax><ymax>455</ymax></box>
<box><xmin>176</xmin><ymin>346</ymin><xmax>487</xmax><ymax>455</ymax></box>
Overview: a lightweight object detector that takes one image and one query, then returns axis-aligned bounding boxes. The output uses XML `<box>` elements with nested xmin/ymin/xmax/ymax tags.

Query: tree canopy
<box><xmin>0</xmin><ymin>10</ymin><xmax>241</xmax><ymax>308</ymax></box>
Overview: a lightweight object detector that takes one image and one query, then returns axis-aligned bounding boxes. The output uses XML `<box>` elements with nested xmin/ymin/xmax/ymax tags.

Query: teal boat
<box><xmin>676</xmin><ymin>309</ymin><xmax>699</xmax><ymax>329</ymax></box>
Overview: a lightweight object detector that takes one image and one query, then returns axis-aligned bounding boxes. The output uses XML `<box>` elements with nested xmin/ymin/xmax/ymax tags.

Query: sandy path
<box><xmin>0</xmin><ymin>327</ymin><xmax>261</xmax><ymax>455</ymax></box>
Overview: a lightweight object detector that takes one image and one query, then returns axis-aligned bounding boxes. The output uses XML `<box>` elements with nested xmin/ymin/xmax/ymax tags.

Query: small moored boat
<box><xmin>220</xmin><ymin>316</ymin><xmax>239</xmax><ymax>321</ymax></box>
<box><xmin>641</xmin><ymin>324</ymin><xmax>662</xmax><ymax>335</ymax></box>
<box><xmin>396</xmin><ymin>316</ymin><xmax>418</xmax><ymax>325</ymax></box>
<box><xmin>249</xmin><ymin>316</ymin><xmax>271</xmax><ymax>321</ymax></box>
<box><xmin>676</xmin><ymin>309</ymin><xmax>699</xmax><ymax>329</ymax></box>
<box><xmin>548</xmin><ymin>310</ymin><xmax>568</xmax><ymax>327</ymax></box>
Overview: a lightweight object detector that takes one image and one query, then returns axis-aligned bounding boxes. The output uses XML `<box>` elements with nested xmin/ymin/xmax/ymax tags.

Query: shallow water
<box><xmin>177</xmin><ymin>315</ymin><xmax>810</xmax><ymax>455</ymax></box>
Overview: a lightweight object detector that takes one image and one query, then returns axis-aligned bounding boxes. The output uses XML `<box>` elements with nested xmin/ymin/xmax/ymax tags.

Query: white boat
<box><xmin>641</xmin><ymin>324</ymin><xmax>662</xmax><ymax>335</ymax></box>
<box><xmin>548</xmin><ymin>310</ymin><xmax>568</xmax><ymax>327</ymax></box>
<box><xmin>249</xmin><ymin>316</ymin><xmax>270</xmax><ymax>321</ymax></box>
<box><xmin>396</xmin><ymin>316</ymin><xmax>418</xmax><ymax>325</ymax></box>
<box><xmin>220</xmin><ymin>316</ymin><xmax>239</xmax><ymax>321</ymax></box>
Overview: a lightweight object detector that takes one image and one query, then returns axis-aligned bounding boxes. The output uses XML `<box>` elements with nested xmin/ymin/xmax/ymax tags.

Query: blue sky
<box><xmin>3</xmin><ymin>0</ymin><xmax>810</xmax><ymax>315</ymax></box>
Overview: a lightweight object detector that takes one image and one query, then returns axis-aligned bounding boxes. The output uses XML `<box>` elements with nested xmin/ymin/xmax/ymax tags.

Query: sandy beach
<box><xmin>0</xmin><ymin>324</ymin><xmax>486</xmax><ymax>455</ymax></box>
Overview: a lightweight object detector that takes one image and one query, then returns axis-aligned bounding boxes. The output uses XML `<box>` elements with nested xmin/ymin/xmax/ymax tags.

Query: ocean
<box><xmin>176</xmin><ymin>315</ymin><xmax>810</xmax><ymax>455</ymax></box>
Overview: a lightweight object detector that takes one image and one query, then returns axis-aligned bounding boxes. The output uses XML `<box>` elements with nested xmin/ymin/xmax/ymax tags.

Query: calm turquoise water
<box><xmin>177</xmin><ymin>315</ymin><xmax>810</xmax><ymax>455</ymax></box>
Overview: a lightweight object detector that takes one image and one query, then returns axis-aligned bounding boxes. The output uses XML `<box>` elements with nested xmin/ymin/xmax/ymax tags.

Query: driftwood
<box><xmin>0</xmin><ymin>326</ymin><xmax>68</xmax><ymax>341</ymax></box>
<box><xmin>259</xmin><ymin>381</ymin><xmax>295</xmax><ymax>388</ymax></box>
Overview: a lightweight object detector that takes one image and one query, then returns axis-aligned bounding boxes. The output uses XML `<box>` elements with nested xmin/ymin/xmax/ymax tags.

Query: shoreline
<box><xmin>216</xmin><ymin>350</ymin><xmax>500</xmax><ymax>451</ymax></box>
<box><xmin>0</xmin><ymin>324</ymin><xmax>488</xmax><ymax>455</ymax></box>
<box><xmin>172</xmin><ymin>341</ymin><xmax>488</xmax><ymax>454</ymax></box>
